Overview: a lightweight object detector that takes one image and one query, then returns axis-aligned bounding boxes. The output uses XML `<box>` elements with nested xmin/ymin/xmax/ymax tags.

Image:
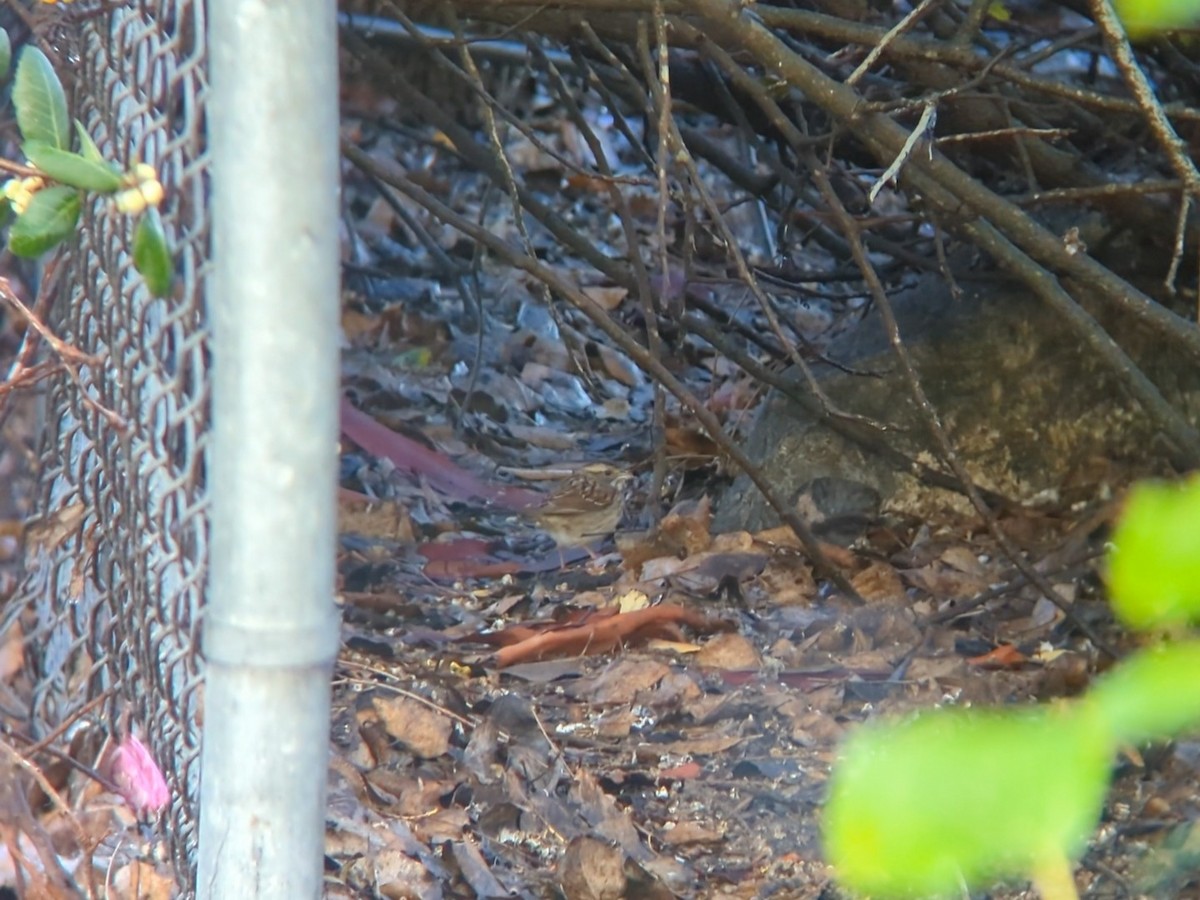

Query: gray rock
<box><xmin>714</xmin><ymin>272</ymin><xmax>1199</xmax><ymax>535</ymax></box>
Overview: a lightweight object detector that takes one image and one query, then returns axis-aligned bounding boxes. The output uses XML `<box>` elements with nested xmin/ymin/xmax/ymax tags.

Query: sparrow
<box><xmin>524</xmin><ymin>462</ymin><xmax>633</xmax><ymax>548</ymax></box>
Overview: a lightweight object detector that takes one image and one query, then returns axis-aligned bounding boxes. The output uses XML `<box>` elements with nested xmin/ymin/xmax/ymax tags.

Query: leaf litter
<box><xmin>307</xmin><ymin>52</ymin><xmax>1200</xmax><ymax>900</ymax></box>
<box><xmin>322</xmin><ymin>52</ymin><xmax>1196</xmax><ymax>900</ymax></box>
<box><xmin>0</xmin><ymin>36</ymin><xmax>1193</xmax><ymax>900</ymax></box>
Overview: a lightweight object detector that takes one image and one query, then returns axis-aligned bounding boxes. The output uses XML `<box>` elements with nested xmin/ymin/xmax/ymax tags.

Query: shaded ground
<box><xmin>320</xmin><ymin>61</ymin><xmax>1200</xmax><ymax>896</ymax></box>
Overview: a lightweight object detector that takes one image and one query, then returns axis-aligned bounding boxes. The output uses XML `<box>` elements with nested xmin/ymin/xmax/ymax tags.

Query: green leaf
<box><xmin>13</xmin><ymin>47</ymin><xmax>70</xmax><ymax>150</ymax></box>
<box><xmin>23</xmin><ymin>141</ymin><xmax>122</xmax><ymax>193</ymax></box>
<box><xmin>74</xmin><ymin>120</ymin><xmax>106</xmax><ymax>165</ymax></box>
<box><xmin>1116</xmin><ymin>0</ymin><xmax>1200</xmax><ymax>36</ymax></box>
<box><xmin>1108</xmin><ymin>476</ymin><xmax>1200</xmax><ymax>630</ymax></box>
<box><xmin>133</xmin><ymin>209</ymin><xmax>173</xmax><ymax>297</ymax></box>
<box><xmin>8</xmin><ymin>184</ymin><xmax>81</xmax><ymax>257</ymax></box>
<box><xmin>824</xmin><ymin>705</ymin><xmax>1114</xmax><ymax>898</ymax></box>
<box><xmin>0</xmin><ymin>29</ymin><xmax>11</xmax><ymax>84</ymax></box>
<box><xmin>1090</xmin><ymin>641</ymin><xmax>1200</xmax><ymax>745</ymax></box>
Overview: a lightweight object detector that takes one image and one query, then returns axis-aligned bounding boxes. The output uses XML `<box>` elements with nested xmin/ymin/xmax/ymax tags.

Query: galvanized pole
<box><xmin>198</xmin><ymin>0</ymin><xmax>340</xmax><ymax>896</ymax></box>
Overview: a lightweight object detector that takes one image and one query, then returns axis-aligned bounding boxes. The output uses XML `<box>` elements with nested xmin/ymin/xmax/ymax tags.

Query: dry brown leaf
<box><xmin>659</xmin><ymin>820</ymin><xmax>724</xmax><ymax>847</ymax></box>
<box><xmin>938</xmin><ymin>544</ymin><xmax>986</xmax><ymax>575</ymax></box>
<box><xmin>595</xmin><ymin>708</ymin><xmax>635</xmax><ymax>738</ymax></box>
<box><xmin>707</xmin><ymin>375</ymin><xmax>761</xmax><ymax>415</ymax></box>
<box><xmin>631</xmin><ymin>552</ymin><xmax>692</xmax><ymax>582</ymax></box>
<box><xmin>643</xmin><ymin>733</ymin><xmax>742</xmax><ymax>757</ymax></box>
<box><xmin>580</xmin><ymin>285</ymin><xmax>628</xmax><ymax>311</ymax></box>
<box><xmin>564</xmin><ymin>172</ymin><xmax>611</xmax><ymax>194</ymax></box>
<box><xmin>410</xmin><ymin>807</ymin><xmax>471</xmax><ymax>844</ymax></box>
<box><xmin>901</xmin><ymin>563</ymin><xmax>989</xmax><ymax>599</ymax></box>
<box><xmin>694</xmin><ymin>633</ymin><xmax>761</xmax><ymax>670</ymax></box>
<box><xmin>449</xmin><ymin>839</ymin><xmax>507</xmax><ymax>899</ymax></box>
<box><xmin>341</xmin><ymin>308</ymin><xmax>380</xmax><ymax>344</ymax></box>
<box><xmin>619</xmin><ymin>501</ymin><xmax>710</xmax><ymax>571</ymax></box>
<box><xmin>109</xmin><ymin>859</ymin><xmax>175</xmax><ymax>900</ymax></box>
<box><xmin>359</xmin><ymin>848</ymin><xmax>438</xmax><ymax>900</ymax></box>
<box><xmin>615</xmin><ymin>590</ymin><xmax>651</xmax><ymax>613</ymax></box>
<box><xmin>578</xmin><ymin>335</ymin><xmax>640</xmax><ymax>387</ymax></box>
<box><xmin>585</xmin><ymin>658</ymin><xmax>671</xmax><ymax>705</ymax></box>
<box><xmin>905</xmin><ymin>654</ymin><xmax>969</xmax><ymax>686</ymax></box>
<box><xmin>339</xmin><ymin>494</ymin><xmax>414</xmax><ymax>542</ymax></box>
<box><xmin>364</xmin><ymin>194</ymin><xmax>400</xmax><ymax>234</ymax></box>
<box><xmin>851</xmin><ymin>560</ymin><xmax>906</xmax><ymax>603</ymax></box>
<box><xmin>752</xmin><ymin>525</ymin><xmax>859</xmax><ymax>568</ymax></box>
<box><xmin>657</xmin><ymin>760</ymin><xmax>703</xmax><ymax>780</ymax></box>
<box><xmin>370</xmin><ymin>694</ymin><xmax>452</xmax><ymax>759</ymax></box>
<box><xmin>646</xmin><ymin>550</ymin><xmax>768</xmax><ymax>597</ymax></box>
<box><xmin>657</xmin><ymin>497</ymin><xmax>713</xmax><ymax>556</ymax></box>
<box><xmin>363</xmin><ymin>769</ymin><xmax>454</xmax><ymax>818</ymax></box>
<box><xmin>663</xmin><ymin>422</ymin><xmax>721</xmax><ymax>464</ymax></box>
<box><xmin>710</xmin><ymin>531</ymin><xmax>754</xmax><ymax>552</ymax></box>
<box><xmin>757</xmin><ymin>559</ymin><xmax>818</xmax><ymax>606</ymax></box>
<box><xmin>559</xmin><ymin>836</ymin><xmax>626</xmax><ymax>900</ymax></box>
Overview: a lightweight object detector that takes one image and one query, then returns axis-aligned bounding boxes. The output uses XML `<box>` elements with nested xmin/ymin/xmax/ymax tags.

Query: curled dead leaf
<box><xmin>472</xmin><ymin>604</ymin><xmax>734</xmax><ymax>667</ymax></box>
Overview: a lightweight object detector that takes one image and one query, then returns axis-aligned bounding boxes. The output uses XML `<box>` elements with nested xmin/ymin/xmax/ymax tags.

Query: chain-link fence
<box><xmin>3</xmin><ymin>0</ymin><xmax>210</xmax><ymax>889</ymax></box>
<box><xmin>6</xmin><ymin>0</ymin><xmax>1200</xmax><ymax>894</ymax></box>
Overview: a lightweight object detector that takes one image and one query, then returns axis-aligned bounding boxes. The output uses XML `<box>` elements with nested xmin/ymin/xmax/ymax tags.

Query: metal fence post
<box><xmin>198</xmin><ymin>0</ymin><xmax>341</xmax><ymax>895</ymax></box>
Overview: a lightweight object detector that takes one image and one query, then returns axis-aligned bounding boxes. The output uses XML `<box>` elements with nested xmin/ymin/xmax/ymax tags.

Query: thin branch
<box><xmin>1091</xmin><ymin>0</ymin><xmax>1200</xmax><ymax>294</ymax></box>
<box><xmin>341</xmin><ymin>142</ymin><xmax>862</xmax><ymax>599</ymax></box>
<box><xmin>847</xmin><ymin>0</ymin><xmax>943</xmax><ymax>87</ymax></box>
<box><xmin>810</xmin><ymin>158</ymin><xmax>1118</xmax><ymax>657</ymax></box>
<box><xmin>0</xmin><ymin>276</ymin><xmax>128</xmax><ymax>434</ymax></box>
<box><xmin>689</xmin><ymin>0</ymin><xmax>1200</xmax><ymax>372</ymax></box>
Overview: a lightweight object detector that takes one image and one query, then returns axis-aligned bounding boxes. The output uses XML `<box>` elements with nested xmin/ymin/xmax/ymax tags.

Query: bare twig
<box><xmin>341</xmin><ymin>142</ymin><xmax>862</xmax><ymax>598</ymax></box>
<box><xmin>1091</xmin><ymin>0</ymin><xmax>1200</xmax><ymax>294</ymax></box>
<box><xmin>685</xmin><ymin>0</ymin><xmax>1200</xmax><ymax>465</ymax></box>
<box><xmin>847</xmin><ymin>0</ymin><xmax>943</xmax><ymax>87</ymax></box>
<box><xmin>0</xmin><ymin>275</ymin><xmax>129</xmax><ymax>434</ymax></box>
<box><xmin>689</xmin><ymin>0</ymin><xmax>1200</xmax><ymax>372</ymax></box>
<box><xmin>810</xmin><ymin>159</ymin><xmax>1118</xmax><ymax>656</ymax></box>
<box><xmin>0</xmin><ymin>737</ymin><xmax>96</xmax><ymax>898</ymax></box>
<box><xmin>648</xmin><ymin>4</ymin><xmax>673</xmax><ymax>517</ymax></box>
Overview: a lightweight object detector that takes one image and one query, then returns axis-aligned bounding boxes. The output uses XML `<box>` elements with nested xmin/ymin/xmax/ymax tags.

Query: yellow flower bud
<box><xmin>113</xmin><ymin>166</ymin><xmax>164</xmax><ymax>214</ymax></box>
<box><xmin>4</xmin><ymin>176</ymin><xmax>46</xmax><ymax>216</ymax></box>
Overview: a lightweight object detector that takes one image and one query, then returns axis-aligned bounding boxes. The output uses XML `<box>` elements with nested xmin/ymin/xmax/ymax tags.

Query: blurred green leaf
<box><xmin>824</xmin><ymin>705</ymin><xmax>1113</xmax><ymax>898</ymax></box>
<box><xmin>1108</xmin><ymin>477</ymin><xmax>1200</xmax><ymax>630</ymax></box>
<box><xmin>8</xmin><ymin>184</ymin><xmax>80</xmax><ymax>257</ymax></box>
<box><xmin>0</xmin><ymin>29</ymin><xmax>11</xmax><ymax>84</ymax></box>
<box><xmin>133</xmin><ymin>209</ymin><xmax>173</xmax><ymax>297</ymax></box>
<box><xmin>1116</xmin><ymin>0</ymin><xmax>1200</xmax><ymax>36</ymax></box>
<box><xmin>1090</xmin><ymin>641</ymin><xmax>1200</xmax><ymax>745</ymax></box>
<box><xmin>23</xmin><ymin>141</ymin><xmax>122</xmax><ymax>193</ymax></box>
<box><xmin>74</xmin><ymin>120</ymin><xmax>107</xmax><ymax>165</ymax></box>
<box><xmin>12</xmin><ymin>47</ymin><xmax>70</xmax><ymax>150</ymax></box>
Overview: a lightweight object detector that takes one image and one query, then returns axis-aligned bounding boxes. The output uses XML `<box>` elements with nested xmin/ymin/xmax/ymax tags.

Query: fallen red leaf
<box><xmin>487</xmin><ymin>605</ymin><xmax>734</xmax><ymax>667</ymax></box>
<box><xmin>340</xmin><ymin>398</ymin><xmax>539</xmax><ymax>509</ymax></box>
<box><xmin>967</xmin><ymin>643</ymin><xmax>1029</xmax><ymax>669</ymax></box>
<box><xmin>659</xmin><ymin>760</ymin><xmax>703</xmax><ymax>781</ymax></box>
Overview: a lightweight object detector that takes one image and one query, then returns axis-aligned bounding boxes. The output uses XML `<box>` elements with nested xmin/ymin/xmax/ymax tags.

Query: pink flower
<box><xmin>110</xmin><ymin>735</ymin><xmax>170</xmax><ymax>817</ymax></box>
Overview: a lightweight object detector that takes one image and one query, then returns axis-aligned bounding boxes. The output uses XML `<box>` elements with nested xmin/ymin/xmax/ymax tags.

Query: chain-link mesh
<box><xmin>2</xmin><ymin>1</ymin><xmax>209</xmax><ymax>891</ymax></box>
